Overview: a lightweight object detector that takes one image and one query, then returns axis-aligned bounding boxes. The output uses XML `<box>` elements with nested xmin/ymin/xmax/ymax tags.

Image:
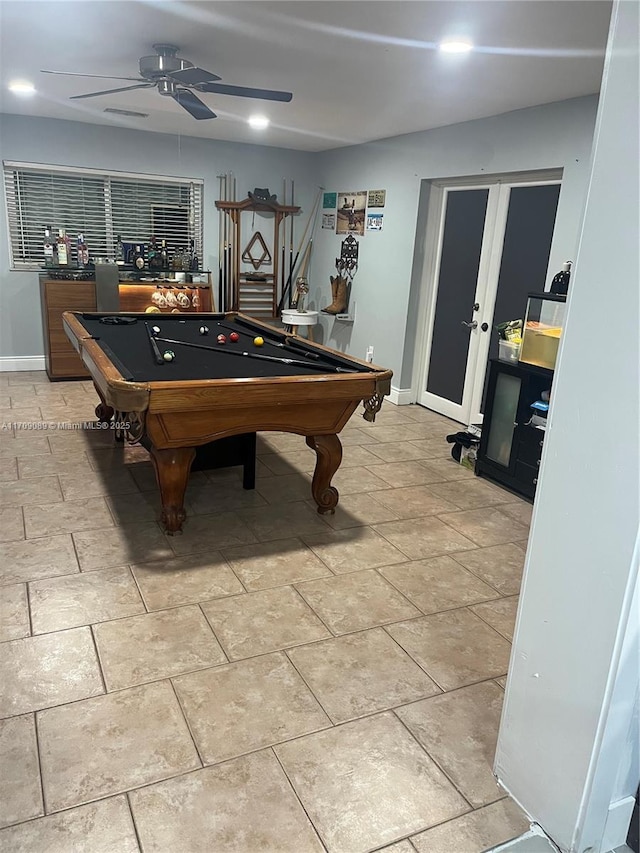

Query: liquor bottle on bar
<box><xmin>56</xmin><ymin>229</ymin><xmax>69</xmax><ymax>266</ymax></box>
<box><xmin>44</xmin><ymin>225</ymin><xmax>55</xmax><ymax>267</ymax></box>
<box><xmin>148</xmin><ymin>236</ymin><xmax>160</xmax><ymax>270</ymax></box>
<box><xmin>77</xmin><ymin>233</ymin><xmax>89</xmax><ymax>268</ymax></box>
<box><xmin>132</xmin><ymin>245</ymin><xmax>145</xmax><ymax>270</ymax></box>
<box><xmin>160</xmin><ymin>239</ymin><xmax>168</xmax><ymax>269</ymax></box>
<box><xmin>190</xmin><ymin>240</ymin><xmax>199</xmax><ymax>272</ymax></box>
<box><xmin>182</xmin><ymin>240</ymin><xmax>193</xmax><ymax>271</ymax></box>
<box><xmin>115</xmin><ymin>235</ymin><xmax>125</xmax><ymax>265</ymax></box>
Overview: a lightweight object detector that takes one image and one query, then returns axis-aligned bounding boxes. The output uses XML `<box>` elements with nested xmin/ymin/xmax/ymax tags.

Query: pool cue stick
<box><xmin>277</xmin><ymin>188</ymin><xmax>322</xmax><ymax>314</ymax></box>
<box><xmin>217</xmin><ymin>174</ymin><xmax>224</xmax><ymax>312</ymax></box>
<box><xmin>288</xmin><ymin>179</ymin><xmax>294</xmax><ymax>306</ymax></box>
<box><xmin>213</xmin><ymin>320</ymin><xmax>321</xmax><ymax>360</ymax></box>
<box><xmin>144</xmin><ymin>323</ymin><xmax>165</xmax><ymax>365</ymax></box>
<box><xmin>154</xmin><ymin>336</ymin><xmax>357</xmax><ymax>373</ymax></box>
<box><xmin>281</xmin><ymin>177</ymin><xmax>286</xmax><ymax>303</ymax></box>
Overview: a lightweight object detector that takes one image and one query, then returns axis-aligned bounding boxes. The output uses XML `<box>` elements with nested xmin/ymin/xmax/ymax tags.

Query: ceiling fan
<box><xmin>41</xmin><ymin>43</ymin><xmax>293</xmax><ymax>120</ymax></box>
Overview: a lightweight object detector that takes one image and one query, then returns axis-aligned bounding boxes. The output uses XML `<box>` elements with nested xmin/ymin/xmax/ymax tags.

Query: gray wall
<box><xmin>0</xmin><ymin>114</ymin><xmax>317</xmax><ymax>359</ymax></box>
<box><xmin>495</xmin><ymin>1</ymin><xmax>639</xmax><ymax>849</ymax></box>
<box><xmin>0</xmin><ymin>96</ymin><xmax>598</xmax><ymax>375</ymax></box>
<box><xmin>311</xmin><ymin>95</ymin><xmax>599</xmax><ymax>388</ymax></box>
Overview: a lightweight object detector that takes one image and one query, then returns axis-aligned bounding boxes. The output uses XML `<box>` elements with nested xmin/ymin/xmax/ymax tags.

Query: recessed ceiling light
<box><xmin>248</xmin><ymin>115</ymin><xmax>270</xmax><ymax>130</ymax></box>
<box><xmin>438</xmin><ymin>40</ymin><xmax>473</xmax><ymax>54</ymax></box>
<box><xmin>8</xmin><ymin>80</ymin><xmax>35</xmax><ymax>95</ymax></box>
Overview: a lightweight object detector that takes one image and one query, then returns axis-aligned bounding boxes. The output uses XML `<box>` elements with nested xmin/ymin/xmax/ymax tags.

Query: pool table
<box><xmin>63</xmin><ymin>311</ymin><xmax>392</xmax><ymax>533</ymax></box>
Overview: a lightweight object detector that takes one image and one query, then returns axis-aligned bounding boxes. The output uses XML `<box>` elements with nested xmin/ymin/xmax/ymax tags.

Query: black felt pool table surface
<box><xmin>78</xmin><ymin>313</ymin><xmax>373</xmax><ymax>382</ymax></box>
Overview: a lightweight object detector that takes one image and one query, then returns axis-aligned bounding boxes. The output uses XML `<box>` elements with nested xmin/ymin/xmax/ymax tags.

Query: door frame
<box><xmin>411</xmin><ymin>169</ymin><xmax>563</xmax><ymax>425</ymax></box>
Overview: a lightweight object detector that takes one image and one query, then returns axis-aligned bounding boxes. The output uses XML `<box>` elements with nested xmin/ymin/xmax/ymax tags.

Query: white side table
<box><xmin>281</xmin><ymin>309</ymin><xmax>320</xmax><ymax>341</ymax></box>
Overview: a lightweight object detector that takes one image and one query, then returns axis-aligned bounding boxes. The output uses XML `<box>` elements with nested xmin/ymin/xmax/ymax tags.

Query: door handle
<box><xmin>461</xmin><ymin>320</ymin><xmax>478</xmax><ymax>330</ymax></box>
<box><xmin>481</xmin><ymin>322</ymin><xmax>489</xmax><ymax>332</ymax></box>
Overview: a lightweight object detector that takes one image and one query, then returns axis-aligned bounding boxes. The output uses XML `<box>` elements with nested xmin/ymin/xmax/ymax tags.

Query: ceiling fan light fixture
<box><xmin>8</xmin><ymin>79</ymin><xmax>35</xmax><ymax>95</ymax></box>
<box><xmin>248</xmin><ymin>114</ymin><xmax>270</xmax><ymax>130</ymax></box>
<box><xmin>439</xmin><ymin>39</ymin><xmax>474</xmax><ymax>54</ymax></box>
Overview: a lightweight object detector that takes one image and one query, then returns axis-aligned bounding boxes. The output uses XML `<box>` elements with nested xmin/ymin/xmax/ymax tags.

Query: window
<box><xmin>3</xmin><ymin>161</ymin><xmax>204</xmax><ymax>269</ymax></box>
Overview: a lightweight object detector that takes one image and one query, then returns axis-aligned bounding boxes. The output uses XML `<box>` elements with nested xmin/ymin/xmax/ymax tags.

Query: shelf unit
<box><xmin>215</xmin><ymin>197</ymin><xmax>299</xmax><ymax>318</ymax></box>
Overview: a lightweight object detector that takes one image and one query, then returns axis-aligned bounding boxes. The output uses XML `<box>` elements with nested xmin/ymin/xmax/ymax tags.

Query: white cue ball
<box><xmin>199</xmin><ymin>325</ymin><xmax>209</xmax><ymax>335</ymax></box>
<box><xmin>152</xmin><ymin>326</ymin><xmax>160</xmax><ymax>335</ymax></box>
<box><xmin>163</xmin><ymin>351</ymin><xmax>175</xmax><ymax>362</ymax></box>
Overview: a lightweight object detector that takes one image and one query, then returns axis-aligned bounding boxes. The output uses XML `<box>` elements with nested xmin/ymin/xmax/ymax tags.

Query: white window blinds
<box><xmin>3</xmin><ymin>161</ymin><xmax>204</xmax><ymax>269</ymax></box>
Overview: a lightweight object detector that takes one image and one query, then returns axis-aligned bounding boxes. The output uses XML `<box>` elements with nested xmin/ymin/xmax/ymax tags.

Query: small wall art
<box><xmin>366</xmin><ymin>212</ymin><xmax>384</xmax><ymax>231</ymax></box>
<box><xmin>367</xmin><ymin>189</ymin><xmax>386</xmax><ymax>208</ymax></box>
<box><xmin>336</xmin><ymin>191</ymin><xmax>367</xmax><ymax>236</ymax></box>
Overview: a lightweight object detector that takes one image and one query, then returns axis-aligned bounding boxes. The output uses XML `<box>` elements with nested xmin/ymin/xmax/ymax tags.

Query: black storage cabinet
<box><xmin>476</xmin><ymin>358</ymin><xmax>553</xmax><ymax>501</ymax></box>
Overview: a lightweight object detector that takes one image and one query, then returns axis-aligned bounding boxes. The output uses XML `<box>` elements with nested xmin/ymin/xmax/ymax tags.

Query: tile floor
<box><xmin>0</xmin><ymin>371</ymin><xmax>533</xmax><ymax>852</ymax></box>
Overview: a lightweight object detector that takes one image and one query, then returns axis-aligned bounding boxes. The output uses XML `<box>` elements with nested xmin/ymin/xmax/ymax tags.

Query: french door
<box><xmin>417</xmin><ymin>176</ymin><xmax>561</xmax><ymax>424</ymax></box>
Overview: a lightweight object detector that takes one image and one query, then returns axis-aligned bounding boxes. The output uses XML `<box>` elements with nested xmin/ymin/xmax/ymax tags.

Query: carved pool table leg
<box><xmin>306</xmin><ymin>434</ymin><xmax>342</xmax><ymax>514</ymax></box>
<box><xmin>150</xmin><ymin>446</ymin><xmax>196</xmax><ymax>534</ymax></box>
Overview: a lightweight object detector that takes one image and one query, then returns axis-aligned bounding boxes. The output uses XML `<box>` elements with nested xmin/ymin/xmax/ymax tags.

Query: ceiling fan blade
<box><xmin>173</xmin><ymin>88</ymin><xmax>217</xmax><ymax>120</ymax></box>
<box><xmin>42</xmin><ymin>70</ymin><xmax>147</xmax><ymax>82</ymax></box>
<box><xmin>167</xmin><ymin>67</ymin><xmax>221</xmax><ymax>86</ymax></box>
<box><xmin>198</xmin><ymin>82</ymin><xmax>293</xmax><ymax>103</ymax></box>
<box><xmin>70</xmin><ymin>83</ymin><xmax>155</xmax><ymax>100</ymax></box>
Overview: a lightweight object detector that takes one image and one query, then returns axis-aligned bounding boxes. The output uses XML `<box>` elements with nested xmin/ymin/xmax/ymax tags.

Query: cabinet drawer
<box><xmin>514</xmin><ymin>460</ymin><xmax>539</xmax><ymax>492</ymax></box>
<box><xmin>517</xmin><ymin>440</ymin><xmax>542</xmax><ymax>467</ymax></box>
<box><xmin>48</xmin><ymin>351</ymin><xmax>90</xmax><ymax>379</ymax></box>
<box><xmin>44</xmin><ymin>282</ymin><xmax>96</xmax><ymax>312</ymax></box>
<box><xmin>49</xmin><ymin>327</ymin><xmax>81</xmax><ymax>352</ymax></box>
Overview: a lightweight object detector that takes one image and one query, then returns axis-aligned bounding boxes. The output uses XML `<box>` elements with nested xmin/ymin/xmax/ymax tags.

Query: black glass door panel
<box><xmin>426</xmin><ymin>189</ymin><xmax>488</xmax><ymax>405</ymax></box>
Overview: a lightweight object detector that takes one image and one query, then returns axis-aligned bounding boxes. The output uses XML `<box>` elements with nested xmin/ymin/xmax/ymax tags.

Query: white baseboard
<box><xmin>0</xmin><ymin>356</ymin><xmax>46</xmax><ymax>372</ymax></box>
<box><xmin>601</xmin><ymin>796</ymin><xmax>636</xmax><ymax>851</ymax></box>
<box><xmin>388</xmin><ymin>386</ymin><xmax>414</xmax><ymax>406</ymax></box>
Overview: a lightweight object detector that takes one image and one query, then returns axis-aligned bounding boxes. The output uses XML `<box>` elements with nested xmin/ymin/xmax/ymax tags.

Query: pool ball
<box><xmin>145</xmin><ymin>306</ymin><xmax>161</xmax><ymax>313</ymax></box>
<box><xmin>253</xmin><ymin>336</ymin><xmax>264</xmax><ymax>347</ymax></box>
<box><xmin>217</xmin><ymin>334</ymin><xmax>227</xmax><ymax>344</ymax></box>
<box><xmin>163</xmin><ymin>350</ymin><xmax>175</xmax><ymax>362</ymax></box>
<box><xmin>199</xmin><ymin>325</ymin><xmax>209</xmax><ymax>335</ymax></box>
<box><xmin>229</xmin><ymin>332</ymin><xmax>240</xmax><ymax>343</ymax></box>
<box><xmin>151</xmin><ymin>326</ymin><xmax>160</xmax><ymax>336</ymax></box>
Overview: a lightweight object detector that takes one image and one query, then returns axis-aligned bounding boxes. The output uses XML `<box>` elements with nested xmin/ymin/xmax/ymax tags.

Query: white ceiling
<box><xmin>0</xmin><ymin>1</ymin><xmax>611</xmax><ymax>152</ymax></box>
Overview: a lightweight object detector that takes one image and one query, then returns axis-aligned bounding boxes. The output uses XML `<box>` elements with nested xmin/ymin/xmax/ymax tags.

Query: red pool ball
<box><xmin>217</xmin><ymin>334</ymin><xmax>227</xmax><ymax>344</ymax></box>
<box><xmin>229</xmin><ymin>332</ymin><xmax>240</xmax><ymax>343</ymax></box>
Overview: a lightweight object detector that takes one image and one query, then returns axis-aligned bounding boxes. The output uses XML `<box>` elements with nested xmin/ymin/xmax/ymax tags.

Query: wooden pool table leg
<box><xmin>306</xmin><ymin>434</ymin><xmax>342</xmax><ymax>514</ymax></box>
<box><xmin>150</xmin><ymin>446</ymin><xmax>196</xmax><ymax>534</ymax></box>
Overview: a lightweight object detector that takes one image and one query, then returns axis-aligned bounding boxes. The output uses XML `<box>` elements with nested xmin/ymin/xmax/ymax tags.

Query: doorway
<box><xmin>416</xmin><ymin>173</ymin><xmax>561</xmax><ymax>424</ymax></box>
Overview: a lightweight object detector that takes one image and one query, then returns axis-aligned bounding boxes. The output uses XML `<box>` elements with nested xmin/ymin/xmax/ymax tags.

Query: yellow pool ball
<box><xmin>145</xmin><ymin>306</ymin><xmax>161</xmax><ymax>313</ymax></box>
<box><xmin>253</xmin><ymin>336</ymin><xmax>264</xmax><ymax>347</ymax></box>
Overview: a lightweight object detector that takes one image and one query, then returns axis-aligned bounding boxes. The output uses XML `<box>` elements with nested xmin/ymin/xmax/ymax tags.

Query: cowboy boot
<box><xmin>322</xmin><ymin>276</ymin><xmax>339</xmax><ymax>314</ymax></box>
<box><xmin>333</xmin><ymin>277</ymin><xmax>348</xmax><ymax>313</ymax></box>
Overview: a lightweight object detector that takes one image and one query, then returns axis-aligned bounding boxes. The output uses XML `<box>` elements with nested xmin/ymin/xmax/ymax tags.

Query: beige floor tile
<box><xmin>259</xmin><ymin>449</ymin><xmax>315</xmax><ymax>476</ymax></box>
<box><xmin>452</xmin><ymin>543</ymin><xmax>526</xmax><ymax>595</ymax></box>
<box><xmin>366</xmin><ymin>442</ymin><xmax>431</xmax><ymax>463</ymax></box>
<box><xmin>105</xmin><ymin>489</ymin><xmax>167</xmax><ymax>525</ymax></box>
<box><xmin>94</xmin><ymin>606</ymin><xmax>226</xmax><ymax>691</ymax></box>
<box><xmin>0</xmin><ymin>583</ymin><xmax>30</xmax><ymax>641</ymax></box>
<box><xmin>174</xmin><ymin>652</ymin><xmax>330</xmax><ymax>763</ymax></box>
<box><xmin>379</xmin><ymin>556</ymin><xmax>500</xmax><ymax>614</ymax></box>
<box><xmin>131</xmin><ymin>552</ymin><xmax>244</xmax><ymax>610</ymax></box>
<box><xmin>201</xmin><ymin>586</ymin><xmax>330</xmax><ymax>660</ymax></box>
<box><xmin>364</xmin><ymin>461</ymin><xmax>448</xmax><ymax>488</ymax></box>
<box><xmin>222</xmin><ymin>537</ymin><xmax>331</xmax><ymax>591</ymax></box>
<box><xmin>500</xmin><ymin>501</ymin><xmax>534</xmax><ymax>526</ymax></box>
<box><xmin>429</xmin><ymin>479</ymin><xmax>515</xmax><ymax>510</ymax></box>
<box><xmin>0</xmin><ymin>715</ymin><xmax>43</xmax><ymax>828</ymax></box>
<box><xmin>313</xmin><ymin>492</ymin><xmax>401</xmax><ymax>530</ymax></box>
<box><xmin>339</xmin><ymin>427</ymin><xmax>379</xmax><ymax>446</ymax></box>
<box><xmin>73</xmin><ymin>522</ymin><xmax>173</xmax><ymax>571</ymax></box>
<box><xmin>0</xmin><ymin>506</ymin><xmax>24</xmax><ymax>542</ymax></box>
<box><xmin>373</xmin><ymin>517</ymin><xmax>477</xmax><ymax>560</ymax></box>
<box><xmin>420</xmin><ymin>458</ymin><xmax>475</xmax><ymax>481</ymax></box>
<box><xmin>302</xmin><ymin>526</ymin><xmax>408</xmax><ymax>575</ymax></box>
<box><xmin>438</xmin><ymin>507</ymin><xmax>529</xmax><ymax>547</ymax></box>
<box><xmin>0</xmin><ymin>457</ymin><xmax>18</xmax><ymax>482</ymax></box>
<box><xmin>406</xmin><ymin>438</ymin><xmax>453</xmax><ymax>459</ymax></box>
<box><xmin>387</xmin><ymin>609</ymin><xmax>511</xmax><ymax>691</ymax></box>
<box><xmin>186</xmin><ymin>480</ymin><xmax>267</xmax><ymax>515</ymax></box>
<box><xmin>0</xmin><ymin>534</ymin><xmax>79</xmax><ymax>585</ymax></box>
<box><xmin>238</xmin><ymin>501</ymin><xmax>328</xmax><ymax>543</ymax></box>
<box><xmin>496</xmin><ymin>676</ymin><xmax>508</xmax><ymax>689</ymax></box>
<box><xmin>258</xmin><ymin>432</ymin><xmax>309</xmax><ymax>454</ymax></box>
<box><xmin>398</xmin><ymin>681</ymin><xmax>506</xmax><ymax>807</ymax></box>
<box><xmin>24</xmin><ymin>497</ymin><xmax>114</xmax><ymax>538</ymax></box>
<box><xmin>0</xmin><ymin>627</ymin><xmax>103</xmax><ymax>717</ymax></box>
<box><xmin>471</xmin><ymin>596</ymin><xmax>519</xmax><ymax>641</ymax></box>
<box><xmin>18</xmin><ymin>452</ymin><xmax>92</xmax><ymax>479</ymax></box>
<box><xmin>411</xmin><ymin>798</ymin><xmax>529</xmax><ymax>853</ymax></box>
<box><xmin>331</xmin><ymin>465</ymin><xmax>391</xmax><ymax>495</ymax></box>
<box><xmin>288</xmin><ymin>628</ymin><xmax>440</xmax><ymax>723</ymax></box>
<box><xmin>256</xmin><ymin>472</ymin><xmax>315</xmax><ymax>504</ymax></box>
<box><xmin>362</xmin><ymin>425</ymin><xmax>426</xmax><ymax>444</ymax></box>
<box><xmin>58</xmin><ymin>469</ymin><xmax>139</xmax><ymax>501</ymax></box>
<box><xmin>372</xmin><ymin>485</ymin><xmax>459</xmax><ymax>519</ymax></box>
<box><xmin>38</xmin><ymin>681</ymin><xmax>201</xmax><ymax>813</ymax></box>
<box><xmin>296</xmin><ymin>569</ymin><xmax>420</xmax><ymax>635</ymax></box>
<box><xmin>376</xmin><ymin>841</ymin><xmax>415</xmax><ymax>853</ymax></box>
<box><xmin>0</xmin><ymin>796</ymin><xmax>139</xmax><ymax>853</ymax></box>
<box><xmin>0</xmin><ymin>436</ymin><xmax>51</xmax><ymax>458</ymax></box>
<box><xmin>0</xmin><ymin>476</ymin><xmax>62</xmax><ymax>508</ymax></box>
<box><xmin>29</xmin><ymin>566</ymin><xmax>145</xmax><ymax>634</ymax></box>
<box><xmin>341</xmin><ymin>444</ymin><xmax>387</xmax><ymax>467</ymax></box>
<box><xmin>167</xmin><ymin>511</ymin><xmax>257</xmax><ymax>556</ymax></box>
<box><xmin>275</xmin><ymin>712</ymin><xmax>467</xmax><ymax>853</ymax></box>
<box><xmin>130</xmin><ymin>750</ymin><xmax>324</xmax><ymax>853</ymax></box>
